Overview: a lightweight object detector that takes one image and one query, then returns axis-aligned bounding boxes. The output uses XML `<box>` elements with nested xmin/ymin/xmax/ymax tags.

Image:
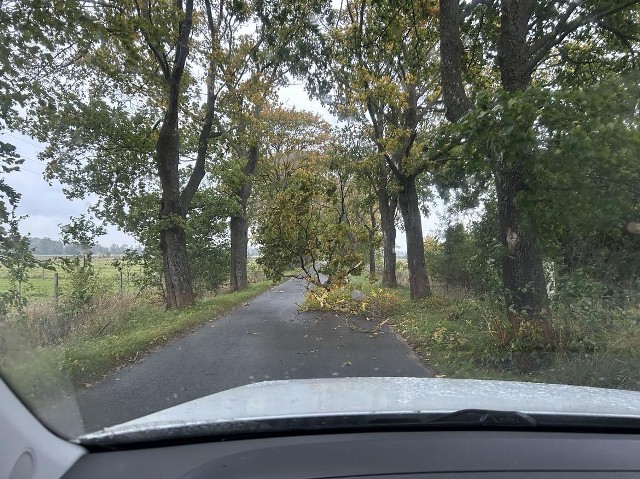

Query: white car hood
<box><xmin>79</xmin><ymin>377</ymin><xmax>640</xmax><ymax>441</ymax></box>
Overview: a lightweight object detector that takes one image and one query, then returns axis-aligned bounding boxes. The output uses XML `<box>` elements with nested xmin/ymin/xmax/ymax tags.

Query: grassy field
<box><xmin>0</xmin><ymin>256</ymin><xmax>140</xmax><ymax>299</ymax></box>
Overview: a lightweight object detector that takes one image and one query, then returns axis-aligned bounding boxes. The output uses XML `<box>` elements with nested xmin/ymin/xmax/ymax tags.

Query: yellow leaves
<box><xmin>432</xmin><ymin>327</ymin><xmax>449</xmax><ymax>344</ymax></box>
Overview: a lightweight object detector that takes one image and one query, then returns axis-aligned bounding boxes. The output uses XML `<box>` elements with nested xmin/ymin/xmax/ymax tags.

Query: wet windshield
<box><xmin>1</xmin><ymin>0</ymin><xmax>639</xmax><ymax>440</ymax></box>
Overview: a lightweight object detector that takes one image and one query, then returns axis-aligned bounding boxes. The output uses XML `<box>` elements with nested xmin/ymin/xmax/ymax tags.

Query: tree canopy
<box><xmin>1</xmin><ymin>0</ymin><xmax>639</xmax><ymax>336</ymax></box>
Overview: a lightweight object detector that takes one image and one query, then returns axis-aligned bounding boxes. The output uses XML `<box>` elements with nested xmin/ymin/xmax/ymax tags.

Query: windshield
<box><xmin>1</xmin><ymin>0</ymin><xmax>640</xmax><ymax>441</ymax></box>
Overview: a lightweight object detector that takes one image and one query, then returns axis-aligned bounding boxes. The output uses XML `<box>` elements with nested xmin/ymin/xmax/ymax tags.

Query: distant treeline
<box><xmin>29</xmin><ymin>237</ymin><xmax>139</xmax><ymax>256</ymax></box>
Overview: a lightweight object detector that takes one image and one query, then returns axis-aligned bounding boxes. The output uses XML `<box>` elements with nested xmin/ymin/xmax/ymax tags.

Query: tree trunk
<box><xmin>378</xmin><ymin>185</ymin><xmax>397</xmax><ymax>287</ymax></box>
<box><xmin>368</xmin><ymin>205</ymin><xmax>376</xmax><ymax>276</ymax></box>
<box><xmin>397</xmin><ymin>176</ymin><xmax>431</xmax><ymax>299</ymax></box>
<box><xmin>369</xmin><ymin>240</ymin><xmax>376</xmax><ymax>276</ymax></box>
<box><xmin>229</xmin><ymin>144</ymin><xmax>259</xmax><ymax>292</ymax></box>
<box><xmin>495</xmin><ymin>165</ymin><xmax>548</xmax><ymax>323</ymax></box>
<box><xmin>439</xmin><ymin>0</ymin><xmax>471</xmax><ymax>122</ymax></box>
<box><xmin>497</xmin><ymin>0</ymin><xmax>535</xmax><ymax>93</ymax></box>
<box><xmin>495</xmin><ymin>0</ymin><xmax>548</xmax><ymax>326</ymax></box>
<box><xmin>156</xmin><ymin>79</ymin><xmax>195</xmax><ymax>309</ymax></box>
<box><xmin>160</xmin><ymin>225</ymin><xmax>193</xmax><ymax>309</ymax></box>
<box><xmin>229</xmin><ymin>215</ymin><xmax>249</xmax><ymax>291</ymax></box>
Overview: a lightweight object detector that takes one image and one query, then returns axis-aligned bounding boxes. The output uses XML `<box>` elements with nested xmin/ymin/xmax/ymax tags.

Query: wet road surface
<box><xmin>77</xmin><ymin>278</ymin><xmax>432</xmax><ymax>431</ymax></box>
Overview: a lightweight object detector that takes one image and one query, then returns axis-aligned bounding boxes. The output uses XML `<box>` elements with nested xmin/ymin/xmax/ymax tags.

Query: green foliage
<box><xmin>313</xmin><ymin>0</ymin><xmax>444</xmax><ymax>198</ymax></box>
<box><xmin>425</xmin><ymin>225</ymin><xmax>481</xmax><ymax>292</ymax></box>
<box><xmin>434</xmin><ymin>73</ymin><xmax>640</xmax><ymax>312</ymax></box>
<box><xmin>185</xmin><ymin>190</ymin><xmax>230</xmax><ymax>295</ymax></box>
<box><xmin>529</xmin><ymin>76</ymin><xmax>640</xmax><ymax>244</ymax></box>
<box><xmin>55</xmin><ymin>216</ymin><xmax>106</xmax><ymax>319</ymax></box>
<box><xmin>0</xmin><ymin>146</ymin><xmax>23</xmax><ymax>235</ymax></box>
<box><xmin>550</xmin><ymin>267</ymin><xmax>640</xmax><ymax>337</ymax></box>
<box><xmin>112</xmin><ymin>249</ymin><xmax>162</xmax><ymax>295</ymax></box>
<box><xmin>255</xmin><ymin>161</ymin><xmax>367</xmax><ymax>289</ymax></box>
<box><xmin>557</xmin><ymin>230</ymin><xmax>640</xmax><ymax>297</ymax></box>
<box><xmin>1</xmin><ymin>1</ymin><xmax>85</xmax><ymax>230</ymax></box>
<box><xmin>57</xmin><ymin>253</ymin><xmax>105</xmax><ymax>321</ymax></box>
<box><xmin>424</xmin><ymin>212</ymin><xmax>503</xmax><ymax>300</ymax></box>
<box><xmin>60</xmin><ymin>214</ymin><xmax>106</xmax><ymax>249</ymax></box>
<box><xmin>0</xmin><ymin>216</ymin><xmax>40</xmax><ymax>314</ymax></box>
<box><xmin>256</xmin><ymin>171</ymin><xmax>319</xmax><ymax>278</ymax></box>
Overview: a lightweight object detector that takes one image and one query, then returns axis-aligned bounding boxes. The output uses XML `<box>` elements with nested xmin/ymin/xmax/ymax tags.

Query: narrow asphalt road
<box><xmin>77</xmin><ymin>278</ymin><xmax>432</xmax><ymax>431</ymax></box>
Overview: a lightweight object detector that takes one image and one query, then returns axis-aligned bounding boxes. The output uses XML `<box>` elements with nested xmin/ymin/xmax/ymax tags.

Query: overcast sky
<box><xmin>2</xmin><ymin>83</ymin><xmax>442</xmax><ymax>249</ymax></box>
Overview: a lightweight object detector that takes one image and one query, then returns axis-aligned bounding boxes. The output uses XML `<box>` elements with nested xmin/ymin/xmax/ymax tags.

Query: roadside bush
<box><xmin>112</xmin><ymin>248</ymin><xmax>164</xmax><ymax>296</ymax></box>
<box><xmin>424</xmin><ymin>222</ymin><xmax>502</xmax><ymax>297</ymax></box>
<box><xmin>185</xmin><ymin>192</ymin><xmax>230</xmax><ymax>295</ymax></box>
<box><xmin>395</xmin><ymin>260</ymin><xmax>409</xmax><ymax>286</ymax></box>
<box><xmin>189</xmin><ymin>242</ymin><xmax>229</xmax><ymax>296</ymax></box>
<box><xmin>58</xmin><ymin>253</ymin><xmax>106</xmax><ymax>321</ymax></box>
<box><xmin>247</xmin><ymin>258</ymin><xmax>266</xmax><ymax>283</ymax></box>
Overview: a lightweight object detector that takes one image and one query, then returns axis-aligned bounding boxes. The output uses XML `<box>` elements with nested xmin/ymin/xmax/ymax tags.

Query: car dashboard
<box><xmin>63</xmin><ymin>429</ymin><xmax>640</xmax><ymax>478</ymax></box>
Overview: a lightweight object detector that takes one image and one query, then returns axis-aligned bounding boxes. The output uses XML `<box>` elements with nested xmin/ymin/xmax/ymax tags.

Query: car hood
<box><xmin>78</xmin><ymin>377</ymin><xmax>640</xmax><ymax>442</ymax></box>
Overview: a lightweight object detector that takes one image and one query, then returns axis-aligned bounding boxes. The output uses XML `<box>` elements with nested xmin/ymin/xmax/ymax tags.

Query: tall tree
<box><xmin>331</xmin><ymin>124</ymin><xmax>381</xmax><ymax>279</ymax></box>
<box><xmin>255</xmin><ymin>143</ymin><xmax>368</xmax><ymax>289</ymax></box>
<box><xmin>0</xmin><ymin>0</ymin><xmax>57</xmax><ymax>240</ymax></box>
<box><xmin>0</xmin><ymin>2</ymin><xmax>67</xmax><ymax>313</ymax></box>
<box><xmin>24</xmin><ymin>1</ymin><xmax>226</xmax><ymax>308</ymax></box>
<box><xmin>315</xmin><ymin>0</ymin><xmax>442</xmax><ymax>298</ymax></box>
<box><xmin>439</xmin><ymin>0</ymin><xmax>640</xmax><ymax>324</ymax></box>
<box><xmin>212</xmin><ymin>0</ymin><xmax>328</xmax><ymax>291</ymax></box>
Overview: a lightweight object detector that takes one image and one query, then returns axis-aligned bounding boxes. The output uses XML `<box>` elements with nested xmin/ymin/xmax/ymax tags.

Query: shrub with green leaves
<box><xmin>0</xmin><ymin>216</ymin><xmax>43</xmax><ymax>316</ymax></box>
<box><xmin>255</xmin><ymin>170</ymin><xmax>366</xmax><ymax>289</ymax></box>
<box><xmin>58</xmin><ymin>253</ymin><xmax>105</xmax><ymax>319</ymax></box>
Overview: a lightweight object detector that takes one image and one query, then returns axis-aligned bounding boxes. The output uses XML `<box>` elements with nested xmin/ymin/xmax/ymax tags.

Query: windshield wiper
<box><xmin>80</xmin><ymin>410</ymin><xmax>640</xmax><ymax>449</ymax></box>
<box><xmin>426</xmin><ymin>409</ymin><xmax>537</xmax><ymax>427</ymax></box>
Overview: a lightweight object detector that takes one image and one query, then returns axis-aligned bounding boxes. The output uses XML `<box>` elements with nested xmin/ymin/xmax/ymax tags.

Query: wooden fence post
<box><xmin>53</xmin><ymin>272</ymin><xmax>59</xmax><ymax>299</ymax></box>
<box><xmin>119</xmin><ymin>272</ymin><xmax>123</xmax><ymax>293</ymax></box>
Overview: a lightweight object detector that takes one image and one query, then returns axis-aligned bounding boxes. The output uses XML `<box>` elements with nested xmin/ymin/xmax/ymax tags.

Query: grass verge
<box><xmin>1</xmin><ymin>280</ymin><xmax>276</xmax><ymax>399</ymax></box>
<box><xmin>389</xmin><ymin>289</ymin><xmax>640</xmax><ymax>390</ymax></box>
<box><xmin>329</xmin><ymin>275</ymin><xmax>640</xmax><ymax>391</ymax></box>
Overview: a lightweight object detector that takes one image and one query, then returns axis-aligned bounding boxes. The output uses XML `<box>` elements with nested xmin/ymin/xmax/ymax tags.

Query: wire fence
<box><xmin>0</xmin><ymin>258</ymin><xmax>140</xmax><ymax>300</ymax></box>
